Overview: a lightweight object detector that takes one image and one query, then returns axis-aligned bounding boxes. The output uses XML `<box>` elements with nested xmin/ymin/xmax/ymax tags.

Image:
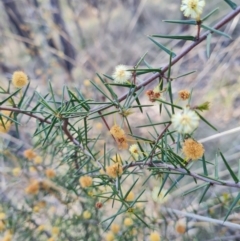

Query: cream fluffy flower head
<box><xmin>171</xmin><ymin>107</ymin><xmax>199</xmax><ymax>134</ymax></box>
<box><xmin>180</xmin><ymin>0</ymin><xmax>205</xmax><ymax>20</ymax></box>
<box><xmin>149</xmin><ymin>231</ymin><xmax>161</xmax><ymax>241</ymax></box>
<box><xmin>12</xmin><ymin>71</ymin><xmax>29</xmax><ymax>88</ymax></box>
<box><xmin>112</xmin><ymin>65</ymin><xmax>131</xmax><ymax>84</ymax></box>
<box><xmin>129</xmin><ymin>144</ymin><xmax>140</xmax><ymax>159</ymax></box>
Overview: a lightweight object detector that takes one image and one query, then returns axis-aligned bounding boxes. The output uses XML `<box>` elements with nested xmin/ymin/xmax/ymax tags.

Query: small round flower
<box><xmin>110</xmin><ymin>124</ymin><xmax>125</xmax><ymax>138</ymax></box>
<box><xmin>12</xmin><ymin>167</ymin><xmax>21</xmax><ymax>177</ymax></box>
<box><xmin>34</xmin><ymin>156</ymin><xmax>43</xmax><ymax>164</ymax></box>
<box><xmin>182</xmin><ymin>138</ymin><xmax>204</xmax><ymax>160</ymax></box>
<box><xmin>25</xmin><ymin>180</ymin><xmax>39</xmax><ymax>195</ymax></box>
<box><xmin>52</xmin><ymin>227</ymin><xmax>60</xmax><ymax>236</ymax></box>
<box><xmin>151</xmin><ymin>187</ymin><xmax>169</xmax><ymax>204</ymax></box>
<box><xmin>37</xmin><ymin>225</ymin><xmax>45</xmax><ymax>232</ymax></box>
<box><xmin>125</xmin><ymin>191</ymin><xmax>135</xmax><ymax>202</ymax></box>
<box><xmin>12</xmin><ymin>71</ymin><xmax>28</xmax><ymax>88</ymax></box>
<box><xmin>149</xmin><ymin>231</ymin><xmax>161</xmax><ymax>241</ymax></box>
<box><xmin>175</xmin><ymin>219</ymin><xmax>186</xmax><ymax>234</ymax></box>
<box><xmin>171</xmin><ymin>107</ymin><xmax>199</xmax><ymax>134</ymax></box>
<box><xmin>112</xmin><ymin>65</ymin><xmax>131</xmax><ymax>84</ymax></box>
<box><xmin>124</xmin><ymin>217</ymin><xmax>133</xmax><ymax>227</ymax></box>
<box><xmin>180</xmin><ymin>0</ymin><xmax>205</xmax><ymax>20</ymax></box>
<box><xmin>33</xmin><ymin>205</ymin><xmax>40</xmax><ymax>212</ymax></box>
<box><xmin>79</xmin><ymin>176</ymin><xmax>93</xmax><ymax>188</ymax></box>
<box><xmin>83</xmin><ymin>79</ymin><xmax>91</xmax><ymax>86</ymax></box>
<box><xmin>45</xmin><ymin>169</ymin><xmax>56</xmax><ymax>179</ymax></box>
<box><xmin>129</xmin><ymin>144</ymin><xmax>140</xmax><ymax>159</ymax></box>
<box><xmin>23</xmin><ymin>149</ymin><xmax>37</xmax><ymax>161</ymax></box>
<box><xmin>178</xmin><ymin>90</ymin><xmax>190</xmax><ymax>100</ymax></box>
<box><xmin>105</xmin><ymin>231</ymin><xmax>115</xmax><ymax>241</ymax></box>
<box><xmin>83</xmin><ymin>210</ymin><xmax>91</xmax><ymax>219</ymax></box>
<box><xmin>106</xmin><ymin>163</ymin><xmax>123</xmax><ymax>178</ymax></box>
<box><xmin>111</xmin><ymin>223</ymin><xmax>120</xmax><ymax>234</ymax></box>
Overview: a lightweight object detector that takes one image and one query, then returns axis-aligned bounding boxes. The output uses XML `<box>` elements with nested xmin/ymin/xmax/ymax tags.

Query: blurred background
<box><xmin>1</xmin><ymin>0</ymin><xmax>238</xmax><ymax>161</ymax></box>
<box><xmin>0</xmin><ymin>0</ymin><xmax>240</xmax><ymax>240</ymax></box>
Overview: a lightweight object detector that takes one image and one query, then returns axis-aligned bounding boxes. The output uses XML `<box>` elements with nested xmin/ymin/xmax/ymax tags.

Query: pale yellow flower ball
<box><xmin>79</xmin><ymin>176</ymin><xmax>93</xmax><ymax>188</ymax></box>
<box><xmin>125</xmin><ymin>191</ymin><xmax>135</xmax><ymax>202</ymax></box>
<box><xmin>123</xmin><ymin>217</ymin><xmax>133</xmax><ymax>227</ymax></box>
<box><xmin>23</xmin><ymin>149</ymin><xmax>37</xmax><ymax>161</ymax></box>
<box><xmin>34</xmin><ymin>156</ymin><xmax>43</xmax><ymax>164</ymax></box>
<box><xmin>105</xmin><ymin>231</ymin><xmax>115</xmax><ymax>241</ymax></box>
<box><xmin>149</xmin><ymin>231</ymin><xmax>161</xmax><ymax>241</ymax></box>
<box><xmin>83</xmin><ymin>210</ymin><xmax>91</xmax><ymax>219</ymax></box>
<box><xmin>12</xmin><ymin>167</ymin><xmax>21</xmax><ymax>177</ymax></box>
<box><xmin>111</xmin><ymin>223</ymin><xmax>120</xmax><ymax>234</ymax></box>
<box><xmin>52</xmin><ymin>226</ymin><xmax>60</xmax><ymax>236</ymax></box>
<box><xmin>12</xmin><ymin>71</ymin><xmax>28</xmax><ymax>88</ymax></box>
<box><xmin>106</xmin><ymin>163</ymin><xmax>123</xmax><ymax>178</ymax></box>
<box><xmin>37</xmin><ymin>225</ymin><xmax>45</xmax><ymax>232</ymax></box>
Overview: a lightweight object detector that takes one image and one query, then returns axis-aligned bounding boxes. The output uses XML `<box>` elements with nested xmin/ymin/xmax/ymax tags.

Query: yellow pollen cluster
<box><xmin>149</xmin><ymin>231</ymin><xmax>161</xmax><ymax>241</ymax></box>
<box><xmin>52</xmin><ymin>227</ymin><xmax>60</xmax><ymax>236</ymax></box>
<box><xmin>25</xmin><ymin>179</ymin><xmax>40</xmax><ymax>195</ymax></box>
<box><xmin>34</xmin><ymin>156</ymin><xmax>43</xmax><ymax>164</ymax></box>
<box><xmin>178</xmin><ymin>90</ymin><xmax>190</xmax><ymax>100</ymax></box>
<box><xmin>106</xmin><ymin>163</ymin><xmax>123</xmax><ymax>178</ymax></box>
<box><xmin>45</xmin><ymin>169</ymin><xmax>56</xmax><ymax>179</ymax></box>
<box><xmin>125</xmin><ymin>191</ymin><xmax>135</xmax><ymax>201</ymax></box>
<box><xmin>182</xmin><ymin>138</ymin><xmax>204</xmax><ymax>160</ymax></box>
<box><xmin>83</xmin><ymin>210</ymin><xmax>91</xmax><ymax>219</ymax></box>
<box><xmin>123</xmin><ymin>217</ymin><xmax>133</xmax><ymax>227</ymax></box>
<box><xmin>105</xmin><ymin>231</ymin><xmax>115</xmax><ymax>241</ymax></box>
<box><xmin>110</xmin><ymin>124</ymin><xmax>128</xmax><ymax>150</ymax></box>
<box><xmin>12</xmin><ymin>71</ymin><xmax>28</xmax><ymax>88</ymax></box>
<box><xmin>23</xmin><ymin>149</ymin><xmax>37</xmax><ymax>161</ymax></box>
<box><xmin>110</xmin><ymin>124</ymin><xmax>125</xmax><ymax>138</ymax></box>
<box><xmin>111</xmin><ymin>223</ymin><xmax>120</xmax><ymax>234</ymax></box>
<box><xmin>79</xmin><ymin>176</ymin><xmax>93</xmax><ymax>188</ymax></box>
<box><xmin>12</xmin><ymin>167</ymin><xmax>21</xmax><ymax>177</ymax></box>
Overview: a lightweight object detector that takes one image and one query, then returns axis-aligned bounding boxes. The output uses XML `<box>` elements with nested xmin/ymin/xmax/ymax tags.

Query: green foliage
<box><xmin>0</xmin><ymin>1</ymin><xmax>240</xmax><ymax>241</ymax></box>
